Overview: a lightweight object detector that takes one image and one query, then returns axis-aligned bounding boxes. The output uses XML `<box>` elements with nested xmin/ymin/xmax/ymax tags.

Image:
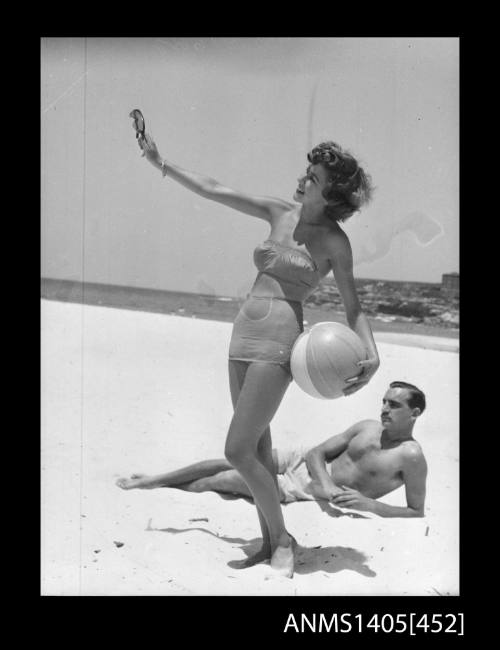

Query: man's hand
<box><xmin>309</xmin><ymin>481</ymin><xmax>345</xmax><ymax>501</ymax></box>
<box><xmin>343</xmin><ymin>357</ymin><xmax>380</xmax><ymax>396</ymax></box>
<box><xmin>331</xmin><ymin>486</ymin><xmax>376</xmax><ymax>512</ymax></box>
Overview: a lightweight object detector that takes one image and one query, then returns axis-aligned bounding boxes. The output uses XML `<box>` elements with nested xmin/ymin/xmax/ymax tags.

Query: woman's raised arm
<box><xmin>139</xmin><ymin>133</ymin><xmax>292</xmax><ymax>223</ymax></box>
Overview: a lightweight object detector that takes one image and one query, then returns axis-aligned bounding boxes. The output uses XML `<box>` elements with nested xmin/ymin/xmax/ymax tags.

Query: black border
<box><xmin>36</xmin><ymin>30</ymin><xmax>471</xmax><ymax>640</ymax></box>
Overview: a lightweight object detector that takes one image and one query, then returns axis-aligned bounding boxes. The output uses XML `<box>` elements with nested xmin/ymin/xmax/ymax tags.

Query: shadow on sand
<box><xmin>148</xmin><ymin>524</ymin><xmax>251</xmax><ymax>546</ymax></box>
<box><xmin>210</xmin><ymin>491</ymin><xmax>370</xmax><ymax>520</ymax></box>
<box><xmin>150</xmin><ymin>524</ymin><xmax>375</xmax><ymax>577</ymax></box>
<box><xmin>293</xmin><ymin>544</ymin><xmax>376</xmax><ymax>577</ymax></box>
<box><xmin>212</xmin><ymin>492</ymin><xmax>370</xmax><ymax>520</ymax></box>
<box><xmin>229</xmin><ymin>537</ymin><xmax>376</xmax><ymax>577</ymax></box>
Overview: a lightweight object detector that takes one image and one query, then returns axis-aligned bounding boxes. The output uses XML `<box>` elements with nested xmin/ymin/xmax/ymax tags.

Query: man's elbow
<box><xmin>305</xmin><ymin>448</ymin><xmax>321</xmax><ymax>466</ymax></box>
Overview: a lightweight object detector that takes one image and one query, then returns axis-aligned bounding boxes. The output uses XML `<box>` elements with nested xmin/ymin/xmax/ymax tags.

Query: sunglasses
<box><xmin>129</xmin><ymin>109</ymin><xmax>145</xmax><ymax>139</ymax></box>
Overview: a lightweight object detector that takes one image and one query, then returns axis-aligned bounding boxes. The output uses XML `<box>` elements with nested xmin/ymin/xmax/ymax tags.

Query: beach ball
<box><xmin>291</xmin><ymin>321</ymin><xmax>367</xmax><ymax>399</ymax></box>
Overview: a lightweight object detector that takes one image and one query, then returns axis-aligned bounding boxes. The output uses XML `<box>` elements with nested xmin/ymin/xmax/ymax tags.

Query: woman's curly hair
<box><xmin>307</xmin><ymin>141</ymin><xmax>374</xmax><ymax>222</ymax></box>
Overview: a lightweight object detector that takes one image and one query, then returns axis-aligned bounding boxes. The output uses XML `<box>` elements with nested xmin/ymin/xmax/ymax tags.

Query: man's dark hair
<box><xmin>390</xmin><ymin>381</ymin><xmax>426</xmax><ymax>413</ymax></box>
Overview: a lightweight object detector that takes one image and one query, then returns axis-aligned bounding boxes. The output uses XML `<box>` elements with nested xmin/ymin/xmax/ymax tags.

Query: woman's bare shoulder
<box><xmin>321</xmin><ymin>224</ymin><xmax>352</xmax><ymax>257</ymax></box>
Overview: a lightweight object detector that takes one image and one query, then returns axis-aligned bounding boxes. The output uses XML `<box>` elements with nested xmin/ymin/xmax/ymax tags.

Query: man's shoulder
<box><xmin>353</xmin><ymin>419</ymin><xmax>382</xmax><ymax>433</ymax></box>
<box><xmin>359</xmin><ymin>419</ymin><xmax>382</xmax><ymax>427</ymax></box>
<box><xmin>400</xmin><ymin>440</ymin><xmax>426</xmax><ymax>464</ymax></box>
<box><xmin>345</xmin><ymin>420</ymin><xmax>383</xmax><ymax>444</ymax></box>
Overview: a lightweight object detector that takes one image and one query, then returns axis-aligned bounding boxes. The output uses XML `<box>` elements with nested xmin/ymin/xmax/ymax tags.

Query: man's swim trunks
<box><xmin>275</xmin><ymin>446</ymin><xmax>316</xmax><ymax>503</ymax></box>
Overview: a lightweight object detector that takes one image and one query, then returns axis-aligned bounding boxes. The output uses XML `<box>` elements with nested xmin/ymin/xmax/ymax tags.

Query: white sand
<box><xmin>41</xmin><ymin>299</ymin><xmax>459</xmax><ymax>596</ymax></box>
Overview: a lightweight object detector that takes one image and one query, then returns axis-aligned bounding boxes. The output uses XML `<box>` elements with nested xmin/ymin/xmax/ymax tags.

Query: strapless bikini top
<box><xmin>251</xmin><ymin>239</ymin><xmax>321</xmax><ymax>302</ymax></box>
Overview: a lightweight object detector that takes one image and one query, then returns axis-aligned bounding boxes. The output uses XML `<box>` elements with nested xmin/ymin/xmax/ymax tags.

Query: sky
<box><xmin>41</xmin><ymin>37</ymin><xmax>459</xmax><ymax>297</ymax></box>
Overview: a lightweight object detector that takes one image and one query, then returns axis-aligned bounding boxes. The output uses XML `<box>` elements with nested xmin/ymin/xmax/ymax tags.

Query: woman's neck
<box><xmin>293</xmin><ymin>207</ymin><xmax>335</xmax><ymax>245</ymax></box>
<box><xmin>296</xmin><ymin>204</ymin><xmax>331</xmax><ymax>228</ymax></box>
<box><xmin>297</xmin><ymin>204</ymin><xmax>328</xmax><ymax>226</ymax></box>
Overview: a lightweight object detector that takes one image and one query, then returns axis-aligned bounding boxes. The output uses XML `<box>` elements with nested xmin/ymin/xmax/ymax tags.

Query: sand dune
<box><xmin>41</xmin><ymin>300</ymin><xmax>459</xmax><ymax>596</ymax></box>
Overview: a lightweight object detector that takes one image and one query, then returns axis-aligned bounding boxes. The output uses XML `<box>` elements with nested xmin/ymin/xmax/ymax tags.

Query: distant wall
<box><xmin>441</xmin><ymin>273</ymin><xmax>459</xmax><ymax>298</ymax></box>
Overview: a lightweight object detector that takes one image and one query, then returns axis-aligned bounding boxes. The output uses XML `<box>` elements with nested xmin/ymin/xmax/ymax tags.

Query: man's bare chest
<box><xmin>347</xmin><ymin>437</ymin><xmax>403</xmax><ymax>477</ymax></box>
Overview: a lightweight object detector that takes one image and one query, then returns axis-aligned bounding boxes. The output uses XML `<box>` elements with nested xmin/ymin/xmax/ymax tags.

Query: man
<box><xmin>116</xmin><ymin>381</ymin><xmax>427</xmax><ymax>518</ymax></box>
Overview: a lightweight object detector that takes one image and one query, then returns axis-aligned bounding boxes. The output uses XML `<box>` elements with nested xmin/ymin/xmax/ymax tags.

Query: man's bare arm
<box><xmin>371</xmin><ymin>444</ymin><xmax>427</xmax><ymax>517</ymax></box>
<box><xmin>332</xmin><ymin>445</ymin><xmax>427</xmax><ymax>517</ymax></box>
<box><xmin>400</xmin><ymin>445</ymin><xmax>427</xmax><ymax>516</ymax></box>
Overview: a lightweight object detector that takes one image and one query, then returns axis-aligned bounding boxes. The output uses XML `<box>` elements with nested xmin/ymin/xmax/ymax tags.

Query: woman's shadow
<box><xmin>230</xmin><ymin>536</ymin><xmax>376</xmax><ymax>577</ymax></box>
<box><xmin>293</xmin><ymin>544</ymin><xmax>376</xmax><ymax>577</ymax></box>
<box><xmin>209</xmin><ymin>491</ymin><xmax>370</xmax><ymax>520</ymax></box>
<box><xmin>149</xmin><ymin>522</ymin><xmax>375</xmax><ymax>577</ymax></box>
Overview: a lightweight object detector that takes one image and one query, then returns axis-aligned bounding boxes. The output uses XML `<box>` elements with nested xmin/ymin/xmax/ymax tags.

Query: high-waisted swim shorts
<box><xmin>228</xmin><ymin>295</ymin><xmax>303</xmax><ymax>370</ymax></box>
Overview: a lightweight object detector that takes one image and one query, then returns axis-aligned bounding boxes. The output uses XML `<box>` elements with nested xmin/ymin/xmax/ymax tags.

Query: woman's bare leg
<box><xmin>225</xmin><ymin>361</ymin><xmax>295</xmax><ymax>577</ymax></box>
<box><xmin>229</xmin><ymin>361</ymin><xmax>274</xmax><ymax>567</ymax></box>
<box><xmin>232</xmin><ymin>428</ymin><xmax>279</xmax><ymax>567</ymax></box>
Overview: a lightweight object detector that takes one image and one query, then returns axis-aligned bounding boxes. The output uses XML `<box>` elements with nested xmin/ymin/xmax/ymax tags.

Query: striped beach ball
<box><xmin>291</xmin><ymin>322</ymin><xmax>367</xmax><ymax>399</ymax></box>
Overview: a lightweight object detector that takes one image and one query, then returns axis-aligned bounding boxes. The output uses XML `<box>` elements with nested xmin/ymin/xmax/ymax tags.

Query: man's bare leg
<box><xmin>180</xmin><ymin>468</ymin><xmax>253</xmax><ymax>498</ymax></box>
<box><xmin>115</xmin><ymin>458</ymin><xmax>233</xmax><ymax>490</ymax></box>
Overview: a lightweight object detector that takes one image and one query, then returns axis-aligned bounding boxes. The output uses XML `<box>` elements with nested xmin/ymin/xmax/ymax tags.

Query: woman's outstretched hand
<box><xmin>137</xmin><ymin>133</ymin><xmax>163</xmax><ymax>168</ymax></box>
<box><xmin>343</xmin><ymin>357</ymin><xmax>380</xmax><ymax>396</ymax></box>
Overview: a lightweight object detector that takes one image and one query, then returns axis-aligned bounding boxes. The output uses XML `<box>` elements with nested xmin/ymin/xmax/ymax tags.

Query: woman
<box><xmin>135</xmin><ymin>130</ymin><xmax>379</xmax><ymax>578</ymax></box>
